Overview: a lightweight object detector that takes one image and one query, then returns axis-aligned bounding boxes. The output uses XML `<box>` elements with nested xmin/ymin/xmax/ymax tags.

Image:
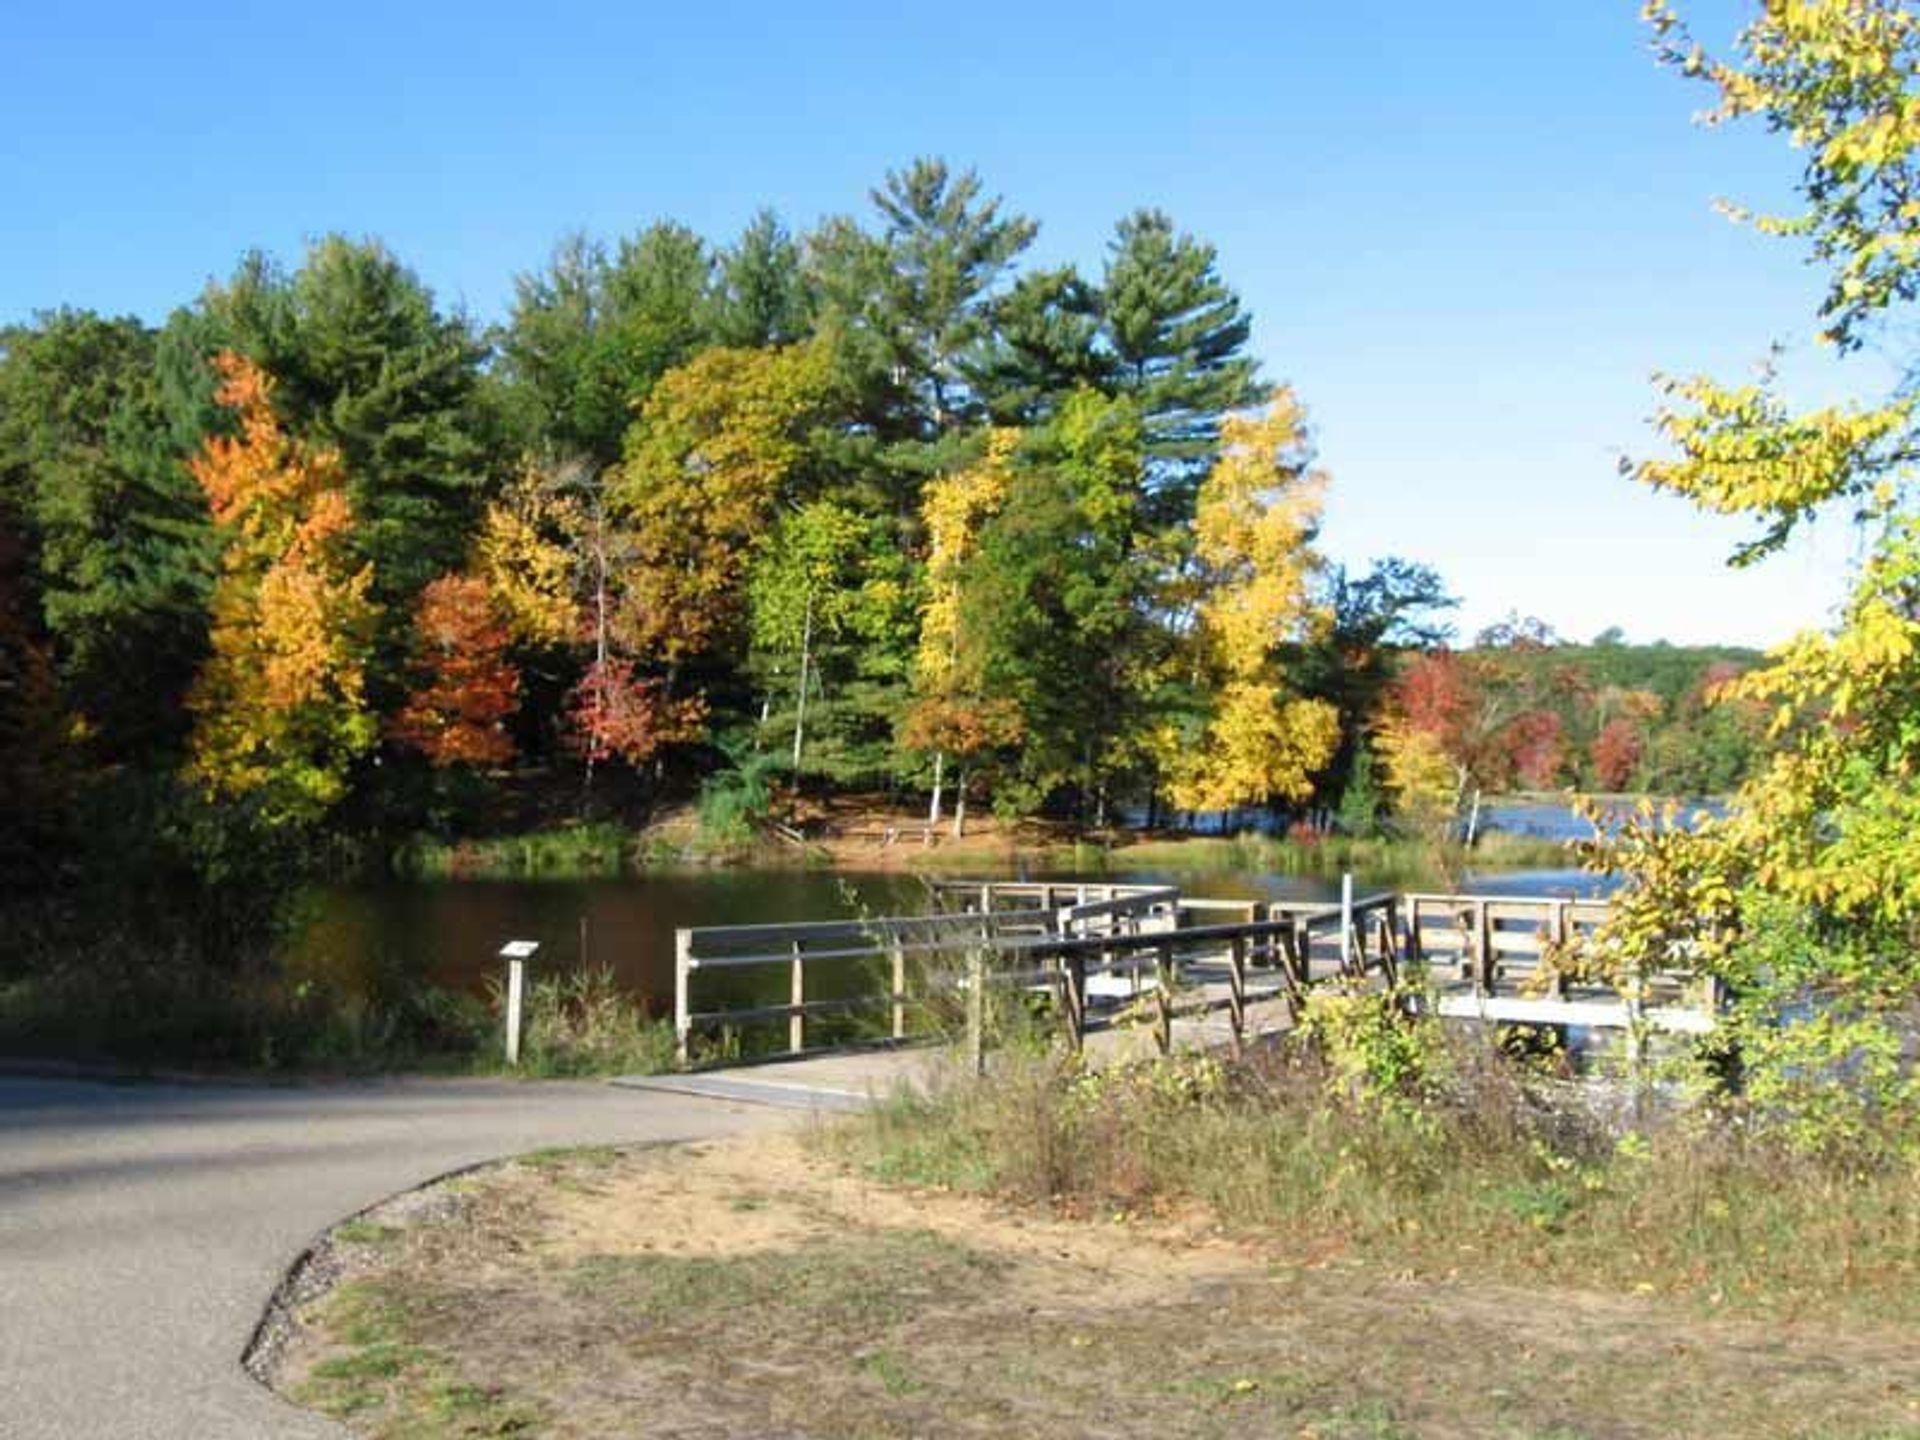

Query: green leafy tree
<box><xmin>0</xmin><ymin>500</ymin><xmax>71</xmax><ymax>884</ymax></box>
<box><xmin>745</xmin><ymin>499</ymin><xmax>905</xmax><ymax>782</ymax></box>
<box><xmin>0</xmin><ymin>311</ymin><xmax>212</xmax><ymax>759</ymax></box>
<box><xmin>1294</xmin><ymin>557</ymin><xmax>1457</xmax><ymax>805</ymax></box>
<box><xmin>953</xmin><ymin>392</ymin><xmax>1158</xmax><ymax>822</ymax></box>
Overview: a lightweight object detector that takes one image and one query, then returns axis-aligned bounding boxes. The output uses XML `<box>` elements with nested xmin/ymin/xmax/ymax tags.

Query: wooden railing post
<box><xmin>1062</xmin><ymin>945</ymin><xmax>1086</xmax><ymax>1052</ymax></box>
<box><xmin>1154</xmin><ymin>939</ymin><xmax>1175</xmax><ymax>1055</ymax></box>
<box><xmin>789</xmin><ymin>939</ymin><xmax>806</xmax><ymax>1055</ymax></box>
<box><xmin>674</xmin><ymin>929</ymin><xmax>693</xmax><ymax>1066</ymax></box>
<box><xmin>1550</xmin><ymin>899</ymin><xmax>1571</xmax><ymax>998</ymax></box>
<box><xmin>1227</xmin><ymin>935</ymin><xmax>1247</xmax><ymax>1056</ymax></box>
<box><xmin>1475</xmin><ymin>899</ymin><xmax>1495</xmax><ymax>996</ymax></box>
<box><xmin>965</xmin><ymin>946</ymin><xmax>987</xmax><ymax>1076</ymax></box>
<box><xmin>890</xmin><ymin>937</ymin><xmax>907</xmax><ymax>1041</ymax></box>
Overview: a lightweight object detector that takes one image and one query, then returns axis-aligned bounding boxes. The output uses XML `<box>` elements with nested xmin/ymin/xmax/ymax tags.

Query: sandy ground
<box><xmin>270</xmin><ymin>1132</ymin><xmax>1920</xmax><ymax>1440</ymax></box>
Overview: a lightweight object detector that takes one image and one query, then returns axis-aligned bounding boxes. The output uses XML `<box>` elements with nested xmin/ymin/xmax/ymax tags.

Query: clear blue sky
<box><xmin>1</xmin><ymin>0</ymin><xmax>1876</xmax><ymax>647</ymax></box>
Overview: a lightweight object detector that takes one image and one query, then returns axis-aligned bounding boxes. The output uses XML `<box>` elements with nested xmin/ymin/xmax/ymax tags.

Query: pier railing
<box><xmin>672</xmin><ymin>880</ymin><xmax>1715</xmax><ymax>1067</ymax></box>
<box><xmin>672</xmin><ymin>882</ymin><xmax>1181</xmax><ymax>1064</ymax></box>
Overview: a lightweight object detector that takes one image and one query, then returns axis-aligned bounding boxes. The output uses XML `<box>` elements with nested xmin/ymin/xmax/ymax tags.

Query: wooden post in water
<box><xmin>789</xmin><ymin>940</ymin><xmax>806</xmax><ymax>1055</ymax></box>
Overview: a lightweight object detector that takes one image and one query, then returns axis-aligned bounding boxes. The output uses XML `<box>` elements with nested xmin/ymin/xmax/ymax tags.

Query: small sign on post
<box><xmin>500</xmin><ymin>940</ymin><xmax>540</xmax><ymax>1067</ymax></box>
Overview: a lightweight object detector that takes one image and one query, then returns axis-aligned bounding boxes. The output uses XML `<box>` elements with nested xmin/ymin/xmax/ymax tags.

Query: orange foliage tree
<box><xmin>389</xmin><ymin>574</ymin><xmax>520</xmax><ymax>768</ymax></box>
<box><xmin>185</xmin><ymin>353</ymin><xmax>376</xmax><ymax>826</ymax></box>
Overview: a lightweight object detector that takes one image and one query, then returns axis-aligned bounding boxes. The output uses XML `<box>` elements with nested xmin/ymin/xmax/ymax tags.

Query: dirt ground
<box><xmin>267</xmin><ymin>1134</ymin><xmax>1920</xmax><ymax>1440</ymax></box>
<box><xmin>645</xmin><ymin>790</ymin><xmax>1106</xmax><ymax>871</ymax></box>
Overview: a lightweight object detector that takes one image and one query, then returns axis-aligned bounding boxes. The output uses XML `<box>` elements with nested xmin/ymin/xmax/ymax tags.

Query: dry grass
<box><xmin>269</xmin><ymin>1135</ymin><xmax>1920</xmax><ymax>1439</ymax></box>
<box><xmin>842</xmin><ymin>1040</ymin><xmax>1920</xmax><ymax>1326</ymax></box>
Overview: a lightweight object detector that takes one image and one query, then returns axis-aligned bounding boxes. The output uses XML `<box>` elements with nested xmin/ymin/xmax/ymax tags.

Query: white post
<box><xmin>499</xmin><ymin>940</ymin><xmax>539</xmax><ymax>1068</ymax></box>
<box><xmin>674</xmin><ymin>929</ymin><xmax>693</xmax><ymax>1066</ymax></box>
<box><xmin>506</xmin><ymin>960</ymin><xmax>525</xmax><ymax>1066</ymax></box>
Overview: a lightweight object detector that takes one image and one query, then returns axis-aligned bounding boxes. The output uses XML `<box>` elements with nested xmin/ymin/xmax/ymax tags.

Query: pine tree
<box><xmin>710</xmin><ymin>210</ymin><xmax>813</xmax><ymax>349</ymax></box>
<box><xmin>0</xmin><ymin>310</ymin><xmax>213</xmax><ymax>761</ymax></box>
<box><xmin>969</xmin><ymin>265</ymin><xmax>1110</xmax><ymax>425</ymax></box>
<box><xmin>1100</xmin><ymin>208</ymin><xmax>1263</xmax><ymax>501</ymax></box>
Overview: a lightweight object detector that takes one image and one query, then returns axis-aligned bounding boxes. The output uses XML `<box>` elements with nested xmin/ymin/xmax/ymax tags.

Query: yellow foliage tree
<box><xmin>186</xmin><ymin>353</ymin><xmax>377</xmax><ymax>826</ymax></box>
<box><xmin>907</xmin><ymin>430</ymin><xmax>1020</xmax><ymax>828</ymax></box>
<box><xmin>474</xmin><ymin>463</ymin><xmax>587</xmax><ymax>650</ymax></box>
<box><xmin>1602</xmin><ymin>1</ymin><xmax>1920</xmax><ymax>1146</ymax></box>
<box><xmin>1160</xmin><ymin>393</ymin><xmax>1338</xmax><ymax>811</ymax></box>
<box><xmin>1374</xmin><ymin>714</ymin><xmax>1459</xmax><ymax>844</ymax></box>
<box><xmin>615</xmin><ymin>340</ymin><xmax>837</xmax><ymax>666</ymax></box>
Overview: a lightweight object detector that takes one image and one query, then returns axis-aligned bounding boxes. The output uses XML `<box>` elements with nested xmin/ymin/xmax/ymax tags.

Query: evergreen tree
<box><xmin>969</xmin><ymin>265</ymin><xmax>1110</xmax><ymax>425</ymax></box>
<box><xmin>0</xmin><ymin>310</ymin><xmax>212</xmax><ymax>760</ymax></box>
<box><xmin>710</xmin><ymin>210</ymin><xmax>814</xmax><ymax>349</ymax></box>
<box><xmin>179</xmin><ymin>237</ymin><xmax>495</xmax><ymax>617</ymax></box>
<box><xmin>499</xmin><ymin>234</ymin><xmax>630</xmax><ymax>469</ymax></box>
<box><xmin>815</xmin><ymin>159</ymin><xmax>1036</xmax><ymax>440</ymax></box>
<box><xmin>1100</xmin><ymin>208</ymin><xmax>1263</xmax><ymax>501</ymax></box>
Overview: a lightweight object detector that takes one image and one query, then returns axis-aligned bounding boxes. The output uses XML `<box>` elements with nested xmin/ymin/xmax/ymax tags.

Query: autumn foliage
<box><xmin>390</xmin><ymin>575</ymin><xmax>520</xmax><ymax>768</ymax></box>
<box><xmin>566</xmin><ymin>658</ymin><xmax>706</xmax><ymax>768</ymax></box>
<box><xmin>185</xmin><ymin>353</ymin><xmax>377</xmax><ymax>825</ymax></box>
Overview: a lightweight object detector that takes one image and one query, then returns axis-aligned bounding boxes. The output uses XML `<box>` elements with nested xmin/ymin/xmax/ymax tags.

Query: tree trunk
<box><xmin>927</xmin><ymin>750</ymin><xmax>944</xmax><ymax>841</ymax></box>
<box><xmin>952</xmin><ymin>768</ymin><xmax>967</xmax><ymax>840</ymax></box>
<box><xmin>790</xmin><ymin>587</ymin><xmax>813</xmax><ymax>779</ymax></box>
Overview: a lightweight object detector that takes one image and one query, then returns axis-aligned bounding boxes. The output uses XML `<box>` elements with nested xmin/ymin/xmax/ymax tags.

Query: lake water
<box><xmin>284</xmin><ymin>801</ymin><xmax>1617</xmax><ymax>1014</ymax></box>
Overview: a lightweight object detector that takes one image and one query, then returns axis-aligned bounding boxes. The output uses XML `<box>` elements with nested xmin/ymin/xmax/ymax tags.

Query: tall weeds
<box><xmin>846</xmin><ymin>1035</ymin><xmax>1920</xmax><ymax>1322</ymax></box>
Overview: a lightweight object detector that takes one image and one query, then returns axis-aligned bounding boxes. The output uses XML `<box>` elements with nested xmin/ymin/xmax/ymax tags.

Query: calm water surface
<box><xmin>285</xmin><ymin>803</ymin><xmax>1616</xmax><ymax>1012</ymax></box>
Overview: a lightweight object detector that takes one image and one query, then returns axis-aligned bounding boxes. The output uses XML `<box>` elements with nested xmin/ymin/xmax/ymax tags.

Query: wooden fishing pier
<box><xmin>672</xmin><ymin>879</ymin><xmax>1718</xmax><ymax>1068</ymax></box>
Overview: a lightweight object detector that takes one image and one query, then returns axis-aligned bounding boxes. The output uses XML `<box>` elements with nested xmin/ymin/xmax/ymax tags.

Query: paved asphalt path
<box><xmin>0</xmin><ymin>1074</ymin><xmax>795</xmax><ymax>1439</ymax></box>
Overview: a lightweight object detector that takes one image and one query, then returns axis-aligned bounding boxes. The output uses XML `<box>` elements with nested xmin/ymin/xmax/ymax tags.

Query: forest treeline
<box><xmin>0</xmin><ymin>160</ymin><xmax>1762</xmax><ymax>893</ymax></box>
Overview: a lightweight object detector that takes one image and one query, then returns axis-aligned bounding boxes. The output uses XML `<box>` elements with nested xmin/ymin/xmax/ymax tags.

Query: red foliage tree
<box><xmin>1591</xmin><ymin>717</ymin><xmax>1645</xmax><ymax>792</ymax></box>
<box><xmin>1504</xmin><ymin>709</ymin><xmax>1566</xmax><ymax>790</ymax></box>
<box><xmin>390</xmin><ymin>575</ymin><xmax>521</xmax><ymax>768</ymax></box>
<box><xmin>566</xmin><ymin>657</ymin><xmax>705</xmax><ymax>768</ymax></box>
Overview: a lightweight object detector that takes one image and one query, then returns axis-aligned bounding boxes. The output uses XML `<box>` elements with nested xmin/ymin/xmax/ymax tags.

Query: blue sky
<box><xmin>0</xmin><ymin>0</ymin><xmax>1876</xmax><ymax>647</ymax></box>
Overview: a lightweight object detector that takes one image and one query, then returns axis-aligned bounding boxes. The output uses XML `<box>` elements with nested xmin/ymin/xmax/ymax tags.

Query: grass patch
<box><xmin>839</xmin><ymin>1041</ymin><xmax>1920</xmax><ymax>1324</ymax></box>
<box><xmin>567</xmin><ymin>1229</ymin><xmax>998</xmax><ymax>1337</ymax></box>
<box><xmin>332</xmin><ymin>1220</ymin><xmax>403</xmax><ymax>1247</ymax></box>
<box><xmin>518</xmin><ymin>1144</ymin><xmax>621</xmax><ymax>1172</ymax></box>
<box><xmin>393</xmin><ymin>822</ymin><xmax>633</xmax><ymax>879</ymax></box>
<box><xmin>1001</xmin><ymin>828</ymin><xmax>1574</xmax><ymax>886</ymax></box>
<box><xmin>506</xmin><ymin>966</ymin><xmax>677</xmax><ymax>1077</ymax></box>
<box><xmin>294</xmin><ymin>1280</ymin><xmax>543</xmax><ymax>1438</ymax></box>
<box><xmin>273</xmin><ymin>1136</ymin><xmax>1920</xmax><ymax>1439</ymax></box>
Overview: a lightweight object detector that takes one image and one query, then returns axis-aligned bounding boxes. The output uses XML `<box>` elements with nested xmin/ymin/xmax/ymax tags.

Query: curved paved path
<box><xmin>0</xmin><ymin>1074</ymin><xmax>795</xmax><ymax>1438</ymax></box>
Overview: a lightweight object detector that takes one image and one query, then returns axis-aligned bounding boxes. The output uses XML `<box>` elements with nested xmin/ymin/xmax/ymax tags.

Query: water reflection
<box><xmin>283</xmin><ymin>854</ymin><xmax>1615</xmax><ymax>1013</ymax></box>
